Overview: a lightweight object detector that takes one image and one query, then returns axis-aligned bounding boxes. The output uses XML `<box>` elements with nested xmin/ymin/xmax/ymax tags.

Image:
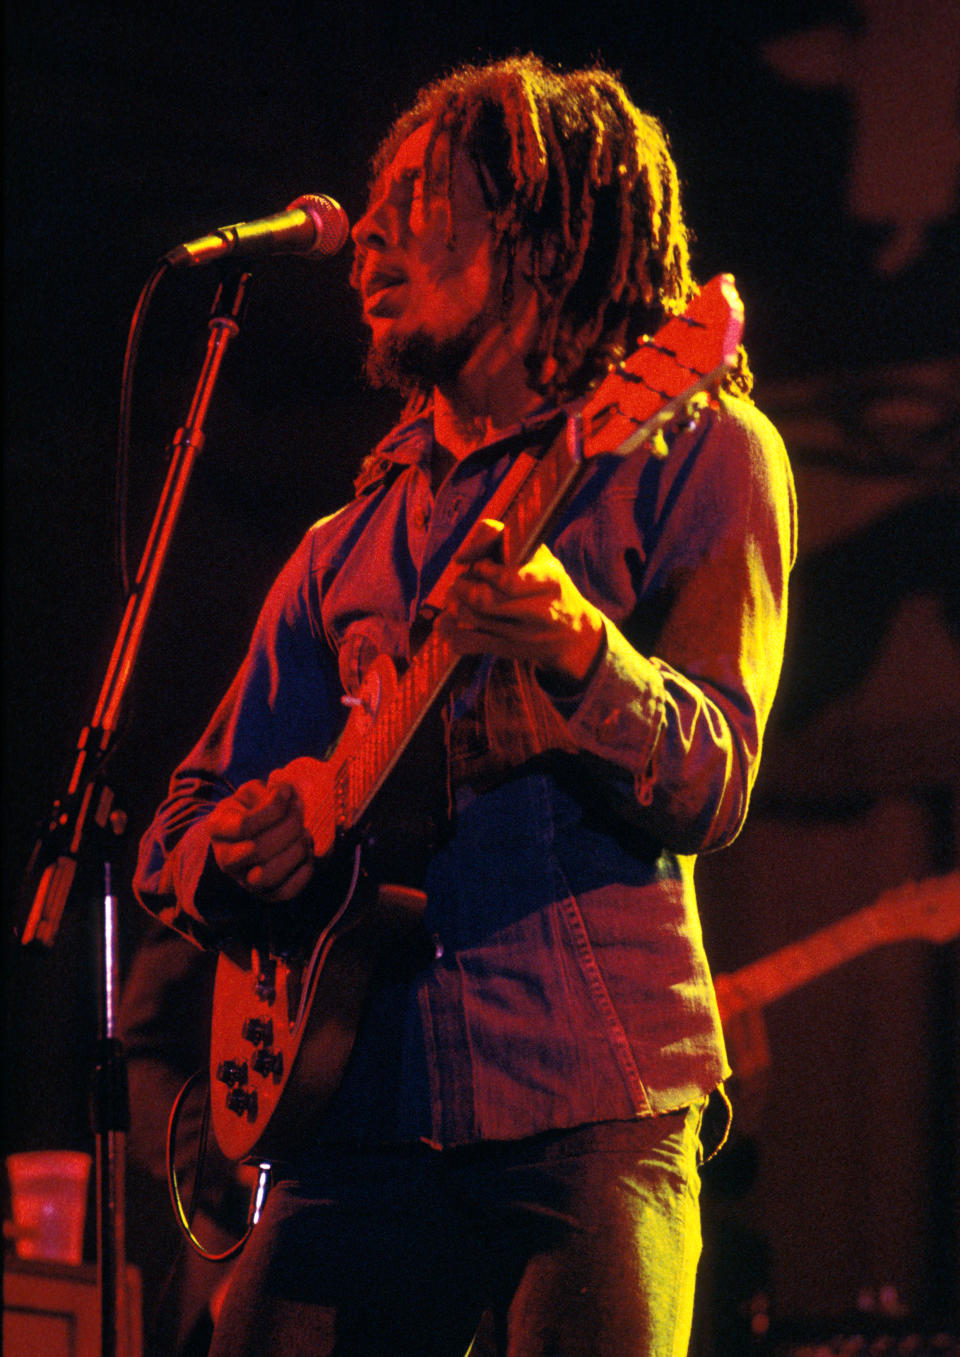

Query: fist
<box><xmin>439</xmin><ymin>518</ymin><xmax>604</xmax><ymax>684</ymax></box>
<box><xmin>207</xmin><ymin>779</ymin><xmax>315</xmax><ymax>903</ymax></box>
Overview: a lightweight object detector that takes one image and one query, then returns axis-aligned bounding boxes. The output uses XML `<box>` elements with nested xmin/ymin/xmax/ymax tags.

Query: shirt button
<box><xmin>599</xmin><ymin>708</ymin><xmax>621</xmax><ymax>742</ymax></box>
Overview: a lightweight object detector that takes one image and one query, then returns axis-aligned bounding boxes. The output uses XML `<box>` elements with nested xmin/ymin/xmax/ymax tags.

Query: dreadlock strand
<box><xmin>540</xmin><ymin>107</ymin><xmax>575</xmax><ymax>255</ymax></box>
<box><xmin>509</xmin><ymin>76</ymin><xmax>548</xmax><ymax>215</ymax></box>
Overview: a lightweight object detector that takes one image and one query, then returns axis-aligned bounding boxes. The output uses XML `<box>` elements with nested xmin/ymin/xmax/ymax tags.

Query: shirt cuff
<box><xmin>167</xmin><ymin>818</ymin><xmax>260</xmax><ymax>945</ymax></box>
<box><xmin>561</xmin><ymin>620</ymin><xmax>666</xmax><ymax>799</ymax></box>
<box><xmin>536</xmin><ymin>626</ymin><xmax>609</xmax><ymax>713</ymax></box>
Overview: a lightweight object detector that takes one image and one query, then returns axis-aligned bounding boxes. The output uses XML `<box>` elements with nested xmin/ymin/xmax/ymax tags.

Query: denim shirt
<box><xmin>134</xmin><ymin>393</ymin><xmax>796</xmax><ymax>1148</ymax></box>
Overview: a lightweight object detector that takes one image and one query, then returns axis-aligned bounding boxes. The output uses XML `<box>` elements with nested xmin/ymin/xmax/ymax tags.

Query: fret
<box><xmin>340</xmin><ymin>423</ymin><xmax>619</xmax><ymax>826</ymax></box>
<box><xmin>333</xmin><ymin>762</ymin><xmax>350</xmax><ymax>826</ymax></box>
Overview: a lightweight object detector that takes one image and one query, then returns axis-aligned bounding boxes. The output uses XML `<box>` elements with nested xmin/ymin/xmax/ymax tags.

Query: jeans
<box><xmin>209</xmin><ymin>1107</ymin><xmax>704</xmax><ymax>1357</ymax></box>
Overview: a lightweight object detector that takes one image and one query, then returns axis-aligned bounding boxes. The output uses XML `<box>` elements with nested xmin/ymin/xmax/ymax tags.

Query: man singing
<box><xmin>135</xmin><ymin>55</ymin><xmax>796</xmax><ymax>1356</ymax></box>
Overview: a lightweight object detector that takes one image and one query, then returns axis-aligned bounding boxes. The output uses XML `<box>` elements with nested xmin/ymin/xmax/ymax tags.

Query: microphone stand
<box><xmin>20</xmin><ymin>266</ymin><xmax>252</xmax><ymax>1357</ymax></box>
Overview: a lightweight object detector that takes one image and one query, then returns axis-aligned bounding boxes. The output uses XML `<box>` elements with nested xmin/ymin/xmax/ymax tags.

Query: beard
<box><xmin>363</xmin><ymin>313</ymin><xmax>489</xmax><ymax>396</ymax></box>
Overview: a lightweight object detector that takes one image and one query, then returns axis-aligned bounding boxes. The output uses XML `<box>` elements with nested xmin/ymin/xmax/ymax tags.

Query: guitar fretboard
<box><xmin>717</xmin><ymin>914</ymin><xmax>888</xmax><ymax>1018</ymax></box>
<box><xmin>714</xmin><ymin>881</ymin><xmax>959</xmax><ymax>1019</ymax></box>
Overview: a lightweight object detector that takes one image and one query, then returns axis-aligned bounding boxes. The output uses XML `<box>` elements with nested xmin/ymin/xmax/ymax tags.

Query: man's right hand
<box><xmin>207</xmin><ymin>780</ymin><xmax>315</xmax><ymax>902</ymax></box>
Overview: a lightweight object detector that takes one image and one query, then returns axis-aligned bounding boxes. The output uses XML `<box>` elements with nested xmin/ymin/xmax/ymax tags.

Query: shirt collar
<box><xmin>354</xmin><ymin>398</ymin><xmax>568</xmax><ymax>495</ymax></box>
<box><xmin>383</xmin><ymin>399</ymin><xmax>565</xmax><ymax>462</ymax></box>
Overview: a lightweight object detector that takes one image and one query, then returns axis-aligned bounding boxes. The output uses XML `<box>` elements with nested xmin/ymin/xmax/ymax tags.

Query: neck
<box><xmin>432</xmin><ymin>290</ymin><xmax>548</xmax><ymax>459</ymax></box>
<box><xmin>432</xmin><ymin>382</ymin><xmax>545</xmax><ymax>460</ymax></box>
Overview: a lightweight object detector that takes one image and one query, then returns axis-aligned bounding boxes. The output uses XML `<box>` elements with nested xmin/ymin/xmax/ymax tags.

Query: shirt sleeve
<box><xmin>133</xmin><ymin>529</ymin><xmax>342</xmax><ymax>948</ymax></box>
<box><xmin>559</xmin><ymin>395</ymin><xmax>797</xmax><ymax>854</ymax></box>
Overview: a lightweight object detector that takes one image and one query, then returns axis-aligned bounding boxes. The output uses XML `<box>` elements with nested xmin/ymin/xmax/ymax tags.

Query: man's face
<box><xmin>352</xmin><ymin>121</ymin><xmax>509</xmax><ymax>390</ymax></box>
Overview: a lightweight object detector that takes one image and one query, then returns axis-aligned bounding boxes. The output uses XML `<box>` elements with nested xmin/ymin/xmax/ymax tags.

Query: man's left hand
<box><xmin>438</xmin><ymin>518</ymin><xmax>605</xmax><ymax>684</ymax></box>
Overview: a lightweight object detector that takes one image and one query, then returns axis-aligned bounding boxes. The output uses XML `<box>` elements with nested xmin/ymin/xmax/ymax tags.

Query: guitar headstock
<box><xmin>580</xmin><ymin>273</ymin><xmax>744</xmax><ymax>459</ymax></box>
<box><xmin>866</xmin><ymin>872</ymin><xmax>960</xmax><ymax>945</ymax></box>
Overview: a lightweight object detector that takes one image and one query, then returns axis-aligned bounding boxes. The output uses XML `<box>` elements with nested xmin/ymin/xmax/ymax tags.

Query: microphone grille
<box><xmin>288</xmin><ymin>194</ymin><xmax>350</xmax><ymax>256</ymax></box>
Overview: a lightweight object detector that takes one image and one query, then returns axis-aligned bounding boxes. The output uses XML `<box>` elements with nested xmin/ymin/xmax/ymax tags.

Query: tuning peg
<box><xmin>646</xmin><ymin>429</ymin><xmax>670</xmax><ymax>459</ymax></box>
<box><xmin>681</xmin><ymin>392</ymin><xmax>710</xmax><ymax>432</ymax></box>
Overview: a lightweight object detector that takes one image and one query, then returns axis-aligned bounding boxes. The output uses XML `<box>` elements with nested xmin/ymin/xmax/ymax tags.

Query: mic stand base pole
<box><xmin>92</xmin><ymin>859</ymin><xmax>128</xmax><ymax>1357</ymax></box>
<box><xmin>97</xmin><ymin>1129</ymin><xmax>127</xmax><ymax>1357</ymax></box>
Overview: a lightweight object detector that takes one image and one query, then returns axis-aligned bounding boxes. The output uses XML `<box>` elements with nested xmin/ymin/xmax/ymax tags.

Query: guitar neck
<box><xmin>337</xmin><ymin>418</ymin><xmax>584</xmax><ymax>830</ymax></box>
<box><xmin>716</xmin><ymin>910</ymin><xmax>910</xmax><ymax>1019</ymax></box>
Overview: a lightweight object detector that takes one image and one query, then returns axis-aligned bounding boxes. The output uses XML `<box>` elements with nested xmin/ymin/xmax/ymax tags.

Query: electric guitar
<box><xmin>209</xmin><ymin>275</ymin><xmax>746</xmax><ymax>1162</ymax></box>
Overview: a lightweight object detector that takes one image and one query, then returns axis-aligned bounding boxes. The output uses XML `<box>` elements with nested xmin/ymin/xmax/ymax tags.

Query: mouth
<box><xmin>363</xmin><ymin>268</ymin><xmax>408</xmax><ymax>314</ymax></box>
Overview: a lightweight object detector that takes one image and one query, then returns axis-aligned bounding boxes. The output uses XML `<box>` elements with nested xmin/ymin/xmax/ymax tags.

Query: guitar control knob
<box><xmin>242</xmin><ymin>1017</ymin><xmax>274</xmax><ymax>1047</ymax></box>
<box><xmin>225</xmin><ymin>1087</ymin><xmax>257</xmax><ymax>1118</ymax></box>
<box><xmin>216</xmin><ymin>1059</ymin><xmax>248</xmax><ymax>1088</ymax></box>
<box><xmin>252</xmin><ymin>1047</ymin><xmax>284</xmax><ymax>1078</ymax></box>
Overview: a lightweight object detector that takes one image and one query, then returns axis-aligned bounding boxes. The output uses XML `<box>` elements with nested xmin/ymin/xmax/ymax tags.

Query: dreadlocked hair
<box><xmin>354</xmin><ymin>54</ymin><xmax>752</xmax><ymax>403</ymax></box>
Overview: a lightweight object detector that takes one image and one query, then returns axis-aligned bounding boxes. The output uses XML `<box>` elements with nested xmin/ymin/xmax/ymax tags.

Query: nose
<box><xmin>351</xmin><ymin>191</ymin><xmax>392</xmax><ymax>252</ymax></box>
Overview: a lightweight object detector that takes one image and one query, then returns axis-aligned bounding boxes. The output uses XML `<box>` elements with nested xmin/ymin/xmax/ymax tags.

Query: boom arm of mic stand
<box><xmin>20</xmin><ymin>265</ymin><xmax>253</xmax><ymax>948</ymax></box>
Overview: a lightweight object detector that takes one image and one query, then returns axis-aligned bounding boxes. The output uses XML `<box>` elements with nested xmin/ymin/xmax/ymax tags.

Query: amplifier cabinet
<box><xmin>3</xmin><ymin>1258</ymin><xmax>142</xmax><ymax>1357</ymax></box>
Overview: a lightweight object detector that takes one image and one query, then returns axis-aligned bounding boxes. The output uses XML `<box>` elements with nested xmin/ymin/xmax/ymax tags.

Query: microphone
<box><xmin>164</xmin><ymin>194</ymin><xmax>350</xmax><ymax>268</ymax></box>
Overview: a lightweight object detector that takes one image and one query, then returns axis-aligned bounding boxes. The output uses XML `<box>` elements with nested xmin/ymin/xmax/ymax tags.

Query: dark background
<box><xmin>5</xmin><ymin>0</ymin><xmax>959</xmax><ymax>1350</ymax></box>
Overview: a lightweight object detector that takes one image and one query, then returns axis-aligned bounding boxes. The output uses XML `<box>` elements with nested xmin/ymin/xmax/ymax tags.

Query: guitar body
<box><xmin>210</xmin><ymin>865</ymin><xmax>427</xmax><ymax>1162</ymax></box>
<box><xmin>211</xmin><ymin>651</ymin><xmax>442</xmax><ymax>1162</ymax></box>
